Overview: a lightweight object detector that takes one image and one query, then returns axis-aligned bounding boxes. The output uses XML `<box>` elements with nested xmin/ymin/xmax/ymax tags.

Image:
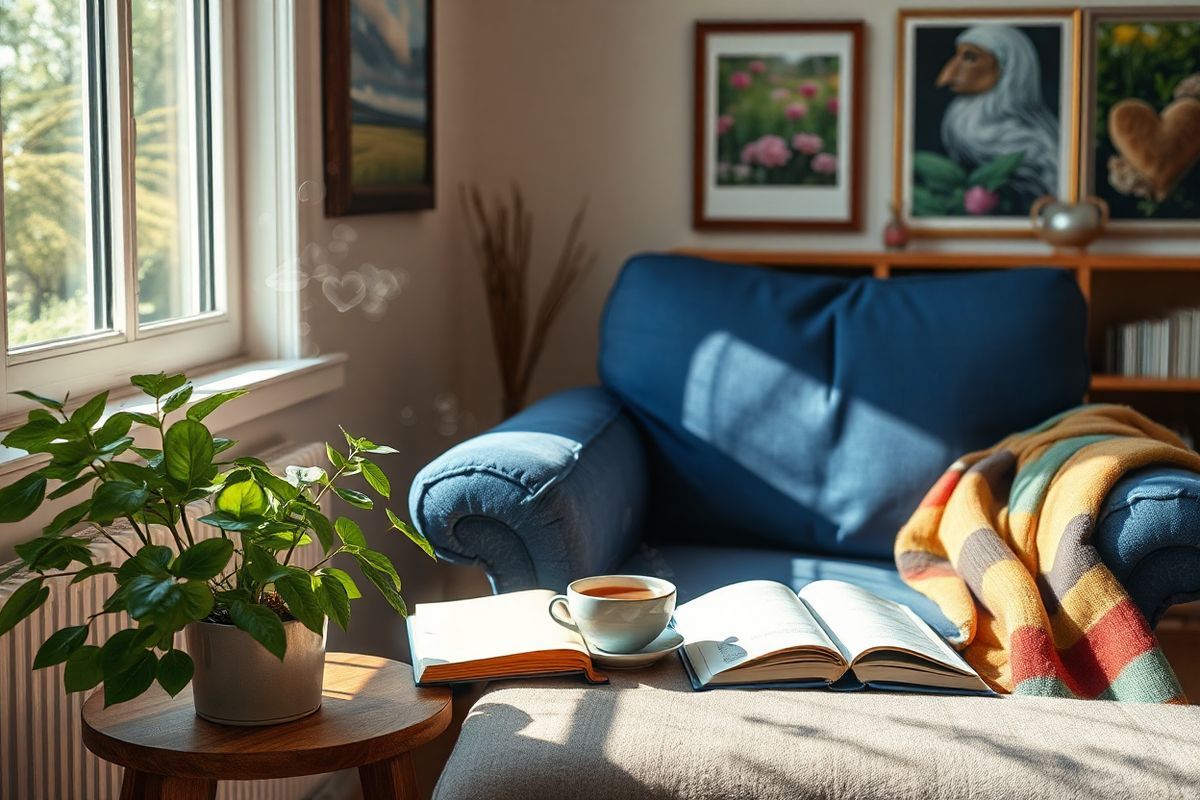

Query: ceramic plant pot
<box><xmin>185</xmin><ymin>618</ymin><xmax>328</xmax><ymax>726</ymax></box>
<box><xmin>1030</xmin><ymin>195</ymin><xmax>1109</xmax><ymax>248</ymax></box>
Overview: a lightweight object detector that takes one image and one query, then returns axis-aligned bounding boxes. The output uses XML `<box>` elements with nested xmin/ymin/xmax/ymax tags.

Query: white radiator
<box><xmin>0</xmin><ymin>442</ymin><xmax>332</xmax><ymax>800</ymax></box>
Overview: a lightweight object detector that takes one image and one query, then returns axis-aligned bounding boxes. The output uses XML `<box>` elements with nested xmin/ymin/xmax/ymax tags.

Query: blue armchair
<box><xmin>410</xmin><ymin>253</ymin><xmax>1200</xmax><ymax>637</ymax></box>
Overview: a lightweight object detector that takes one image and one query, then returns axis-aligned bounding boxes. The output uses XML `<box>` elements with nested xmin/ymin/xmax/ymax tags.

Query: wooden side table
<box><xmin>81</xmin><ymin>652</ymin><xmax>452</xmax><ymax>800</ymax></box>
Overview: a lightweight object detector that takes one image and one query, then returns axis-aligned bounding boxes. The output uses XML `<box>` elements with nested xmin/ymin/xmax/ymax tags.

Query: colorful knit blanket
<box><xmin>895</xmin><ymin>405</ymin><xmax>1200</xmax><ymax>703</ymax></box>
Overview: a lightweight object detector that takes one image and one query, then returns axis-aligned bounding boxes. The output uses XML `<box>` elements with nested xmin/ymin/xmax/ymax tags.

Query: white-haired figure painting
<box><xmin>896</xmin><ymin>11</ymin><xmax>1077</xmax><ymax>234</ymax></box>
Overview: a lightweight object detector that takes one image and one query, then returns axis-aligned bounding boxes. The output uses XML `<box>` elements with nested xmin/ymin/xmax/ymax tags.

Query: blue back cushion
<box><xmin>598</xmin><ymin>253</ymin><xmax>1089</xmax><ymax>559</ymax></box>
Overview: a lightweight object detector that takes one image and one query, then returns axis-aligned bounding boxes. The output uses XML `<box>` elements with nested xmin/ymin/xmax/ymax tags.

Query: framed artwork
<box><xmin>894</xmin><ymin>9</ymin><xmax>1080</xmax><ymax>237</ymax></box>
<box><xmin>692</xmin><ymin>21</ymin><xmax>864</xmax><ymax>231</ymax></box>
<box><xmin>1081</xmin><ymin>7</ymin><xmax>1200</xmax><ymax>234</ymax></box>
<box><xmin>322</xmin><ymin>0</ymin><xmax>435</xmax><ymax>216</ymax></box>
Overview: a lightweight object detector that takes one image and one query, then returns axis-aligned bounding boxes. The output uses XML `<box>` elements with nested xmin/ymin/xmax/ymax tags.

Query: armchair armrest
<box><xmin>1095</xmin><ymin>465</ymin><xmax>1200</xmax><ymax>627</ymax></box>
<box><xmin>408</xmin><ymin>387</ymin><xmax>648</xmax><ymax>593</ymax></box>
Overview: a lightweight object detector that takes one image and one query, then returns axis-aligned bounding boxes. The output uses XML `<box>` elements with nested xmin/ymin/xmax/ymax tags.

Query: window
<box><xmin>0</xmin><ymin>0</ymin><xmax>240</xmax><ymax>416</ymax></box>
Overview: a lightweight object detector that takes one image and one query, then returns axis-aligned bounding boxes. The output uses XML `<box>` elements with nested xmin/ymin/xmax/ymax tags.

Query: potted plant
<box><xmin>0</xmin><ymin>372</ymin><xmax>434</xmax><ymax>725</ymax></box>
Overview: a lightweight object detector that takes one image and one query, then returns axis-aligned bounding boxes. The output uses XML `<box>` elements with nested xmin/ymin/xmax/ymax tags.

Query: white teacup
<box><xmin>548</xmin><ymin>575</ymin><xmax>677</xmax><ymax>654</ymax></box>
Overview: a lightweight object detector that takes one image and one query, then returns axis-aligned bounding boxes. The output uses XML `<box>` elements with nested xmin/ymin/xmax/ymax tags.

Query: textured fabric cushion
<box><xmin>435</xmin><ymin>660</ymin><xmax>1200</xmax><ymax>800</ymax></box>
<box><xmin>599</xmin><ymin>254</ymin><xmax>1088</xmax><ymax>559</ymax></box>
<box><xmin>619</xmin><ymin>543</ymin><xmax>957</xmax><ymax>640</ymax></box>
<box><xmin>409</xmin><ymin>387</ymin><xmax>648</xmax><ymax>592</ymax></box>
<box><xmin>1096</xmin><ymin>465</ymin><xmax>1200</xmax><ymax>626</ymax></box>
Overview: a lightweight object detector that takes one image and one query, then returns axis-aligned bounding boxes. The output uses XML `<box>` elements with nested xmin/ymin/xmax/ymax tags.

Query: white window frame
<box><xmin>0</xmin><ymin>0</ymin><xmax>243</xmax><ymax>418</ymax></box>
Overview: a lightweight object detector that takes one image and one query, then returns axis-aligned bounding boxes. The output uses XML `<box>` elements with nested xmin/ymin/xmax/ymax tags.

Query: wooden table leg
<box><xmin>359</xmin><ymin>752</ymin><xmax>421</xmax><ymax>799</ymax></box>
<box><xmin>119</xmin><ymin>768</ymin><xmax>217</xmax><ymax>800</ymax></box>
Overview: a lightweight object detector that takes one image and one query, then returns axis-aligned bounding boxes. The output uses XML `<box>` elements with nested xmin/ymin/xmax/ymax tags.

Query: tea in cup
<box><xmin>548</xmin><ymin>575</ymin><xmax>676</xmax><ymax>653</ymax></box>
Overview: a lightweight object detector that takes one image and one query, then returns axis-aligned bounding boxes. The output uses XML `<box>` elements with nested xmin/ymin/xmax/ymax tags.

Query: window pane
<box><xmin>132</xmin><ymin>0</ymin><xmax>213</xmax><ymax>325</ymax></box>
<box><xmin>0</xmin><ymin>0</ymin><xmax>105</xmax><ymax>349</ymax></box>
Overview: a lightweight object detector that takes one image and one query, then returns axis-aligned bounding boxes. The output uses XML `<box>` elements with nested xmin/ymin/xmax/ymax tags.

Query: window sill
<box><xmin>0</xmin><ymin>354</ymin><xmax>347</xmax><ymax>478</ymax></box>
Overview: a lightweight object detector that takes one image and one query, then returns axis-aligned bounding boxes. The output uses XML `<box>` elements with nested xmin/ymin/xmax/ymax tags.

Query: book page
<box><xmin>798</xmin><ymin>580</ymin><xmax>973</xmax><ymax>674</ymax></box>
<box><xmin>672</xmin><ymin>580</ymin><xmax>843</xmax><ymax>686</ymax></box>
<box><xmin>409</xmin><ymin>589</ymin><xmax>588</xmax><ymax>671</ymax></box>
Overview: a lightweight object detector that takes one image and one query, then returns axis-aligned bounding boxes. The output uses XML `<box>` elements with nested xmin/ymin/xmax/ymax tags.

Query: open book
<box><xmin>407</xmin><ymin>589</ymin><xmax>606</xmax><ymax>685</ymax></box>
<box><xmin>673</xmin><ymin>580</ymin><xmax>991</xmax><ymax>694</ymax></box>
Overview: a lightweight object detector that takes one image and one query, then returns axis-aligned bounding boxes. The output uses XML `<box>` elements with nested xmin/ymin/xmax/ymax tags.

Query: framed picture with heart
<box><xmin>1081</xmin><ymin>8</ymin><xmax>1200</xmax><ymax>233</ymax></box>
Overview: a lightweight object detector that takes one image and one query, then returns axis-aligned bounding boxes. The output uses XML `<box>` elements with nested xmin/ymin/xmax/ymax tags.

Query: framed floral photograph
<box><xmin>692</xmin><ymin>21</ymin><xmax>864</xmax><ymax>231</ymax></box>
<box><xmin>1081</xmin><ymin>7</ymin><xmax>1200</xmax><ymax>234</ymax></box>
<box><xmin>894</xmin><ymin>9</ymin><xmax>1080</xmax><ymax>237</ymax></box>
<box><xmin>322</xmin><ymin>0</ymin><xmax>435</xmax><ymax>216</ymax></box>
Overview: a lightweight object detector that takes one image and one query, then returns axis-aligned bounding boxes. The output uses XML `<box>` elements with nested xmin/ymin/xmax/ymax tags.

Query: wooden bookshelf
<box><xmin>677</xmin><ymin>249</ymin><xmax>1200</xmax><ymax>440</ymax></box>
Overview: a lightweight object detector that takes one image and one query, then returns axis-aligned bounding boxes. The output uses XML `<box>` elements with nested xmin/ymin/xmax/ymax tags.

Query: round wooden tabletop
<box><xmin>81</xmin><ymin>652</ymin><xmax>452</xmax><ymax>782</ymax></box>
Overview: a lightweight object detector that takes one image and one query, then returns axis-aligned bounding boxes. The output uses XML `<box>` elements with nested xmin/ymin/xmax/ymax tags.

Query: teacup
<box><xmin>548</xmin><ymin>575</ymin><xmax>676</xmax><ymax>654</ymax></box>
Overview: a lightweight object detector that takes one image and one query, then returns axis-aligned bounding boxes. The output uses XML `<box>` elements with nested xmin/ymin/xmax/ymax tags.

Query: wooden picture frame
<box><xmin>1079</xmin><ymin>6</ymin><xmax>1200</xmax><ymax>235</ymax></box>
<box><xmin>893</xmin><ymin>8</ymin><xmax>1081</xmax><ymax>238</ymax></box>
<box><xmin>321</xmin><ymin>0</ymin><xmax>435</xmax><ymax>217</ymax></box>
<box><xmin>692</xmin><ymin>20</ymin><xmax>865</xmax><ymax>231</ymax></box>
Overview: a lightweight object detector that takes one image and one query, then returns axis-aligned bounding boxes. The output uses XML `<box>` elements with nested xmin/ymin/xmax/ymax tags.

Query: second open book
<box><xmin>673</xmin><ymin>579</ymin><xmax>990</xmax><ymax>694</ymax></box>
<box><xmin>408</xmin><ymin>578</ymin><xmax>991</xmax><ymax>695</ymax></box>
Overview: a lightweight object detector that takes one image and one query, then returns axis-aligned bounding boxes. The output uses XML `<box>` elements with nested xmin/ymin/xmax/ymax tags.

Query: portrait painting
<box><xmin>895</xmin><ymin>10</ymin><xmax>1079</xmax><ymax>236</ymax></box>
<box><xmin>322</xmin><ymin>0</ymin><xmax>435</xmax><ymax>216</ymax></box>
<box><xmin>693</xmin><ymin>21</ymin><xmax>864</xmax><ymax>231</ymax></box>
<box><xmin>1082</xmin><ymin>8</ymin><xmax>1200</xmax><ymax>233</ymax></box>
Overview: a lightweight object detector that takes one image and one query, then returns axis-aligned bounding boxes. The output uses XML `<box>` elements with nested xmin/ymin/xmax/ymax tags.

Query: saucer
<box><xmin>586</xmin><ymin>627</ymin><xmax>685</xmax><ymax>670</ymax></box>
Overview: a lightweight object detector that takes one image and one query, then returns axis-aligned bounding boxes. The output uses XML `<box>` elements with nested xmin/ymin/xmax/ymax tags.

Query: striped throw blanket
<box><xmin>895</xmin><ymin>405</ymin><xmax>1200</xmax><ymax>703</ymax></box>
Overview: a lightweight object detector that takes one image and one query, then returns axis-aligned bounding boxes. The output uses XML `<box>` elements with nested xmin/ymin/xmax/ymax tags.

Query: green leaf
<box><xmin>244</xmin><ymin>544</ymin><xmax>288</xmax><ymax>586</ymax></box>
<box><xmin>334</xmin><ymin>487</ymin><xmax>373</xmax><ymax>510</ymax></box>
<box><xmin>106</xmin><ymin>462</ymin><xmax>162</xmax><ymax>488</ymax></box>
<box><xmin>70</xmin><ymin>392</ymin><xmax>109</xmax><ymax>431</ymax></box>
<box><xmin>285</xmin><ymin>465</ymin><xmax>326</xmax><ymax>487</ymax></box>
<box><xmin>103</xmin><ymin>650</ymin><xmax>157</xmax><ymax>707</ymax></box>
<box><xmin>254</xmin><ymin>469</ymin><xmax>300</xmax><ymax>503</ymax></box>
<box><xmin>197</xmin><ymin>510</ymin><xmax>264</xmax><ymax>531</ymax></box>
<box><xmin>334</xmin><ymin>516</ymin><xmax>367</xmax><ymax>547</ymax></box>
<box><xmin>187</xmin><ymin>390</ymin><xmax>247</xmax><ymax>422</ymax></box>
<box><xmin>315</xmin><ymin>573</ymin><xmax>351</xmax><ymax>630</ymax></box>
<box><xmin>47</xmin><ymin>474</ymin><xmax>93</xmax><ymax>500</ymax></box>
<box><xmin>63</xmin><ymin>645</ymin><xmax>103</xmax><ymax>692</ymax></box>
<box><xmin>229</xmin><ymin>600</ymin><xmax>287</xmax><ymax>661</ymax></box>
<box><xmin>163</xmin><ymin>419</ymin><xmax>214</xmax><ymax>486</ymax></box>
<box><xmin>360</xmin><ymin>443</ymin><xmax>399</xmax><ymax>455</ymax></box>
<box><xmin>116</xmin><ymin>545</ymin><xmax>172</xmax><ymax>583</ymax></box>
<box><xmin>350</xmin><ymin>548</ymin><xmax>407</xmax><ymax>616</ymax></box>
<box><xmin>913</xmin><ymin>150</ymin><xmax>966</xmax><ymax>190</ymax></box>
<box><xmin>0</xmin><ymin>474</ymin><xmax>47</xmax><ymax>523</ymax></box>
<box><xmin>360</xmin><ymin>461</ymin><xmax>390</xmax><ymax>498</ymax></box>
<box><xmin>212</xmin><ymin>437</ymin><xmax>235</xmax><ymax>456</ymax></box>
<box><xmin>3</xmin><ymin>417</ymin><xmax>61</xmax><ymax>452</ymax></box>
<box><xmin>131</xmin><ymin>373</ymin><xmax>186</xmax><ymax>399</ymax></box>
<box><xmin>322</xmin><ymin>567</ymin><xmax>362</xmax><ymax>599</ymax></box>
<box><xmin>387</xmin><ymin>509</ymin><xmax>436</xmax><ymax>559</ymax></box>
<box><xmin>172</xmin><ymin>538</ymin><xmax>234</xmax><ymax>580</ymax></box>
<box><xmin>17</xmin><ymin>535</ymin><xmax>92</xmax><ymax>570</ymax></box>
<box><xmin>126</xmin><ymin>577</ymin><xmax>213</xmax><ymax>633</ymax></box>
<box><xmin>967</xmin><ymin>151</ymin><xmax>1025</xmax><ymax>192</ymax></box>
<box><xmin>97</xmin><ymin>436</ymin><xmax>134</xmax><ymax>457</ymax></box>
<box><xmin>0</xmin><ymin>578</ymin><xmax>48</xmax><ymax>635</ymax></box>
<box><xmin>911</xmin><ymin>185</ymin><xmax>951</xmax><ymax>218</ymax></box>
<box><xmin>12</xmin><ymin>389</ymin><xmax>64</xmax><ymax>410</ymax></box>
<box><xmin>127</xmin><ymin>411</ymin><xmax>161</xmax><ymax>428</ymax></box>
<box><xmin>33</xmin><ymin>625</ymin><xmax>89</xmax><ymax>669</ymax></box>
<box><xmin>89</xmin><ymin>481</ymin><xmax>151</xmax><ymax>523</ymax></box>
<box><xmin>43</xmin><ymin>499</ymin><xmax>92</xmax><ymax>536</ymax></box>
<box><xmin>274</xmin><ymin>569</ymin><xmax>325</xmax><ymax>633</ymax></box>
<box><xmin>215</xmin><ymin>479</ymin><xmax>268</xmax><ymax>518</ymax></box>
<box><xmin>306</xmin><ymin>508</ymin><xmax>335</xmax><ymax>553</ymax></box>
<box><xmin>125</xmin><ymin>575</ymin><xmax>176</xmax><ymax>621</ymax></box>
<box><xmin>213</xmin><ymin>587</ymin><xmax>252</xmax><ymax>606</ymax></box>
<box><xmin>326</xmin><ymin>443</ymin><xmax>347</xmax><ymax>471</ymax></box>
<box><xmin>256</xmin><ymin>531</ymin><xmax>313</xmax><ymax>551</ymax></box>
<box><xmin>94</xmin><ymin>413</ymin><xmax>134</xmax><ymax>446</ymax></box>
<box><xmin>161</xmin><ymin>385</ymin><xmax>194</xmax><ymax>414</ymax></box>
<box><xmin>100</xmin><ymin>627</ymin><xmax>157</xmax><ymax>676</ymax></box>
<box><xmin>156</xmin><ymin>649</ymin><xmax>194</xmax><ymax>697</ymax></box>
<box><xmin>71</xmin><ymin>564</ymin><xmax>118</xmax><ymax>584</ymax></box>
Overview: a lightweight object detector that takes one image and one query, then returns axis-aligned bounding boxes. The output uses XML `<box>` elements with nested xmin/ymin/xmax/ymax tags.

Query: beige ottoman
<box><xmin>434</xmin><ymin>659</ymin><xmax>1200</xmax><ymax>800</ymax></box>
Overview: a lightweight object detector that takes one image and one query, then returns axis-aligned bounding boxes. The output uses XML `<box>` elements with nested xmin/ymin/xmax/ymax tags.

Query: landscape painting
<box><xmin>323</xmin><ymin>0</ymin><xmax>435</xmax><ymax>215</ymax></box>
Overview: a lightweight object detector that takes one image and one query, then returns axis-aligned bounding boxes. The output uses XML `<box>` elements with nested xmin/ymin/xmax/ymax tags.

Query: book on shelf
<box><xmin>406</xmin><ymin>580</ymin><xmax>991</xmax><ymax>696</ymax></box>
<box><xmin>1106</xmin><ymin>308</ymin><xmax>1200</xmax><ymax>379</ymax></box>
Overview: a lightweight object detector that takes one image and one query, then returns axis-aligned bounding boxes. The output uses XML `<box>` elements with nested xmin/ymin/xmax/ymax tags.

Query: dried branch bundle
<box><xmin>460</xmin><ymin>183</ymin><xmax>596</xmax><ymax>417</ymax></box>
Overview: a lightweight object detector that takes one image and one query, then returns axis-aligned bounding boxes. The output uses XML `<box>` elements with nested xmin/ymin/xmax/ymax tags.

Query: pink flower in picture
<box><xmin>799</xmin><ymin>82</ymin><xmax>819</xmax><ymax>99</ymax></box>
<box><xmin>792</xmin><ymin>133</ymin><xmax>822</xmax><ymax>155</ymax></box>
<box><xmin>771</xmin><ymin>87</ymin><xmax>791</xmax><ymax>102</ymax></box>
<box><xmin>784</xmin><ymin>102</ymin><xmax>808</xmax><ymax>121</ymax></box>
<box><xmin>740</xmin><ymin>141</ymin><xmax>759</xmax><ymax>164</ymax></box>
<box><xmin>812</xmin><ymin>153</ymin><xmax>838</xmax><ymax>175</ymax></box>
<box><xmin>964</xmin><ymin>186</ymin><xmax>1000</xmax><ymax>215</ymax></box>
<box><xmin>717</xmin><ymin>114</ymin><xmax>735</xmax><ymax>135</ymax></box>
<box><xmin>753</xmin><ymin>134</ymin><xmax>792</xmax><ymax>168</ymax></box>
<box><xmin>749</xmin><ymin>60</ymin><xmax>768</xmax><ymax>74</ymax></box>
<box><xmin>826</xmin><ymin>97</ymin><xmax>840</xmax><ymax>115</ymax></box>
<box><xmin>730</xmin><ymin>71</ymin><xmax>752</xmax><ymax>90</ymax></box>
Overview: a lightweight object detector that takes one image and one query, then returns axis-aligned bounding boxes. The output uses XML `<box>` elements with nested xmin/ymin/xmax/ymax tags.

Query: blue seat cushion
<box><xmin>599</xmin><ymin>253</ymin><xmax>1088</xmax><ymax>560</ymax></box>
<box><xmin>1095</xmin><ymin>465</ymin><xmax>1200</xmax><ymax>626</ymax></box>
<box><xmin>618</xmin><ymin>543</ymin><xmax>958</xmax><ymax>640</ymax></box>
